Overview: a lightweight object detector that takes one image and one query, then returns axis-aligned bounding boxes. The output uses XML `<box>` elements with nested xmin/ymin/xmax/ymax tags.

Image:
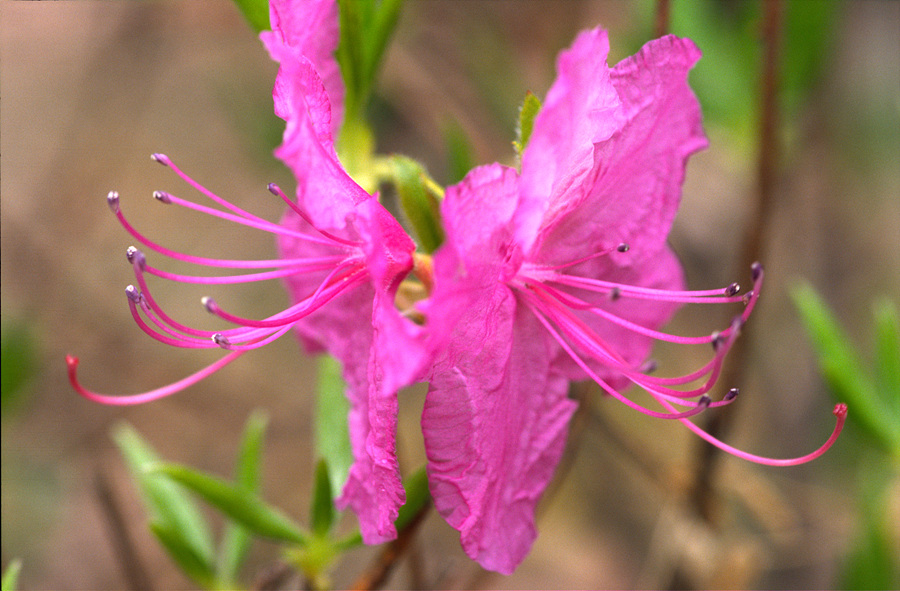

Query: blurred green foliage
<box><xmin>793</xmin><ymin>284</ymin><xmax>899</xmax><ymax>590</ymax></box>
<box><xmin>1</xmin><ymin>320</ymin><xmax>40</xmax><ymax>418</ymax></box>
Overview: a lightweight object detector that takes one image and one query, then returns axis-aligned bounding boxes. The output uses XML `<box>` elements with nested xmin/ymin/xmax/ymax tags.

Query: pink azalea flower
<box><xmin>68</xmin><ymin>0</ymin><xmax>426</xmax><ymax>542</ymax></box>
<box><xmin>421</xmin><ymin>29</ymin><xmax>846</xmax><ymax>575</ymax></box>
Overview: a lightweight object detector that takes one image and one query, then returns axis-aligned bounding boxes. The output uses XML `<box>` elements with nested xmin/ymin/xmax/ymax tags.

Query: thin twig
<box><xmin>94</xmin><ymin>469</ymin><xmax>154</xmax><ymax>591</ymax></box>
<box><xmin>689</xmin><ymin>0</ymin><xmax>784</xmax><ymax>526</ymax></box>
<box><xmin>351</xmin><ymin>501</ymin><xmax>432</xmax><ymax>590</ymax></box>
<box><xmin>655</xmin><ymin>0</ymin><xmax>672</xmax><ymax>38</ymax></box>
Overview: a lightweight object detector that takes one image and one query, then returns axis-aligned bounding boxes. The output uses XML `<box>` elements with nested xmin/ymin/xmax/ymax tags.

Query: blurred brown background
<box><xmin>2</xmin><ymin>1</ymin><xmax>898</xmax><ymax>589</ymax></box>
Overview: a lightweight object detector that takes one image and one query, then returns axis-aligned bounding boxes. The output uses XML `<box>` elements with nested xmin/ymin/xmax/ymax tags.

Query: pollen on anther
<box><xmin>212</xmin><ymin>333</ymin><xmax>231</xmax><ymax>347</ymax></box>
<box><xmin>150</xmin><ymin>153</ymin><xmax>169</xmax><ymax>166</ymax></box>
<box><xmin>125</xmin><ymin>246</ymin><xmax>138</xmax><ymax>263</ymax></box>
<box><xmin>267</xmin><ymin>183</ymin><xmax>281</xmax><ymax>195</ymax></box>
<box><xmin>742</xmin><ymin>291</ymin><xmax>754</xmax><ymax>305</ymax></box>
<box><xmin>153</xmin><ymin>190</ymin><xmax>172</xmax><ymax>204</ymax></box>
<box><xmin>201</xmin><ymin>296</ymin><xmax>217</xmax><ymax>313</ymax></box>
<box><xmin>125</xmin><ymin>285</ymin><xmax>142</xmax><ymax>304</ymax></box>
<box><xmin>725</xmin><ymin>387</ymin><xmax>740</xmax><ymax>401</ymax></box>
<box><xmin>106</xmin><ymin>191</ymin><xmax>120</xmax><ymax>213</ymax></box>
<box><xmin>711</xmin><ymin>331</ymin><xmax>724</xmax><ymax>351</ymax></box>
<box><xmin>725</xmin><ymin>282</ymin><xmax>740</xmax><ymax>296</ymax></box>
<box><xmin>127</xmin><ymin>247</ymin><xmax>146</xmax><ymax>270</ymax></box>
<box><xmin>616</xmin><ymin>243</ymin><xmax>630</xmax><ymax>253</ymax></box>
<box><xmin>698</xmin><ymin>395</ymin><xmax>712</xmax><ymax>409</ymax></box>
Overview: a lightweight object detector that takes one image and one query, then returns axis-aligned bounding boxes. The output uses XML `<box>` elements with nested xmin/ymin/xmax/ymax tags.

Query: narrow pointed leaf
<box><xmin>112</xmin><ymin>423</ymin><xmax>216</xmax><ymax>574</ymax></box>
<box><xmin>150</xmin><ymin>521</ymin><xmax>218</xmax><ymax>589</ymax></box>
<box><xmin>316</xmin><ymin>355</ymin><xmax>353</xmax><ymax>497</ymax></box>
<box><xmin>363</xmin><ymin>0</ymin><xmax>404</xmax><ymax>90</ymax></box>
<box><xmin>217</xmin><ymin>411</ymin><xmax>269</xmax><ymax>584</ymax></box>
<box><xmin>873</xmin><ymin>299</ymin><xmax>900</xmax><ymax>406</ymax></box>
<box><xmin>151</xmin><ymin>463</ymin><xmax>308</xmax><ymax>546</ymax></box>
<box><xmin>310</xmin><ymin>459</ymin><xmax>336</xmax><ymax>536</ymax></box>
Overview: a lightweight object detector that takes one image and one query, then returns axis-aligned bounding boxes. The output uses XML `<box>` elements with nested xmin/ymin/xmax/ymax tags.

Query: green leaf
<box><xmin>792</xmin><ymin>284</ymin><xmax>900</xmax><ymax>456</ymax></box>
<box><xmin>310</xmin><ymin>459</ymin><xmax>336</xmax><ymax>537</ymax></box>
<box><xmin>514</xmin><ymin>91</ymin><xmax>542</xmax><ymax>161</ymax></box>
<box><xmin>389</xmin><ymin>155</ymin><xmax>446</xmax><ymax>253</ymax></box>
<box><xmin>151</xmin><ymin>462</ymin><xmax>308</xmax><ymax>546</ymax></box>
<box><xmin>2</xmin><ymin>559</ymin><xmax>22</xmax><ymax>591</ymax></box>
<box><xmin>112</xmin><ymin>423</ymin><xmax>216</xmax><ymax>581</ymax></box>
<box><xmin>229</xmin><ymin>0</ymin><xmax>270</xmax><ymax>34</ymax></box>
<box><xmin>443</xmin><ymin>120</ymin><xmax>477</xmax><ymax>185</ymax></box>
<box><xmin>839</xmin><ymin>465</ymin><xmax>900</xmax><ymax>590</ymax></box>
<box><xmin>2</xmin><ymin>319</ymin><xmax>39</xmax><ymax>418</ymax></box>
<box><xmin>150</xmin><ymin>522</ymin><xmax>218</xmax><ymax>589</ymax></box>
<box><xmin>873</xmin><ymin>299</ymin><xmax>900</xmax><ymax>407</ymax></box>
<box><xmin>217</xmin><ymin>411</ymin><xmax>269</xmax><ymax>585</ymax></box>
<box><xmin>315</xmin><ymin>355</ymin><xmax>353</xmax><ymax>497</ymax></box>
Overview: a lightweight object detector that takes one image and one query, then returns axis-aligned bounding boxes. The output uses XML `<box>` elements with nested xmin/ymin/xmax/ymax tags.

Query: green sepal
<box><xmin>389</xmin><ymin>155</ymin><xmax>446</xmax><ymax>253</ymax></box>
<box><xmin>229</xmin><ymin>0</ymin><xmax>270</xmax><ymax>33</ymax></box>
<box><xmin>514</xmin><ymin>91</ymin><xmax>542</xmax><ymax>161</ymax></box>
<box><xmin>112</xmin><ymin>423</ymin><xmax>216</xmax><ymax>580</ymax></box>
<box><xmin>216</xmin><ymin>411</ymin><xmax>269</xmax><ymax>585</ymax></box>
<box><xmin>150</xmin><ymin>463</ymin><xmax>309</xmax><ymax>546</ymax></box>
<box><xmin>1</xmin><ymin>559</ymin><xmax>22</xmax><ymax>591</ymax></box>
<box><xmin>310</xmin><ymin>459</ymin><xmax>336</xmax><ymax>537</ymax></box>
<box><xmin>149</xmin><ymin>521</ymin><xmax>218</xmax><ymax>589</ymax></box>
<box><xmin>792</xmin><ymin>284</ymin><xmax>900</xmax><ymax>457</ymax></box>
<box><xmin>315</xmin><ymin>355</ymin><xmax>353</xmax><ymax>498</ymax></box>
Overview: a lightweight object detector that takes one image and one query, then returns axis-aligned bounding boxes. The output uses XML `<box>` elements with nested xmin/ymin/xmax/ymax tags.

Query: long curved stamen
<box><xmin>670</xmin><ymin>400</ymin><xmax>849</xmax><ymax>466</ymax></box>
<box><xmin>153</xmin><ymin>190</ymin><xmax>336</xmax><ymax>244</ymax></box>
<box><xmin>108</xmin><ymin>191</ymin><xmax>335</xmax><ymax>267</ymax></box>
<box><xmin>142</xmin><ymin>256</ymin><xmax>346</xmax><ymax>285</ymax></box>
<box><xmin>67</xmin><ymin>352</ymin><xmax>245</xmax><ymax>406</ymax></box>
<box><xmin>527</xmin><ymin>300</ymin><xmax>721</xmax><ymax>419</ymax></box>
<box><xmin>527</xmin><ymin>286</ymin><xmax>738</xmax><ymax>404</ymax></box>
<box><xmin>202</xmin><ymin>262</ymin><xmax>368</xmax><ymax>328</ymax></box>
<box><xmin>267</xmin><ymin>183</ymin><xmax>363</xmax><ymax>248</ymax></box>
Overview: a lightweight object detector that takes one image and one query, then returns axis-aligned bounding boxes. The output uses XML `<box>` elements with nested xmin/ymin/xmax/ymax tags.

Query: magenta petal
<box><xmin>425</xmin><ymin>164</ymin><xmax>577</xmax><ymax>574</ymax></box>
<box><xmin>516</xmin><ymin>27</ymin><xmax>623</xmax><ymax>253</ymax></box>
<box><xmin>263</xmin><ymin>0</ymin><xmax>344</xmax><ymax>134</ymax></box>
<box><xmin>534</xmin><ymin>35</ymin><xmax>708</xmax><ymax>264</ymax></box>
<box><xmin>424</xmin><ymin>303</ymin><xmax>576</xmax><ymax>575</ymax></box>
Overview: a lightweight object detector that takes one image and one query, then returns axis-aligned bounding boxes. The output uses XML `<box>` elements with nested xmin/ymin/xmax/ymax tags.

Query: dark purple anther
<box><xmin>698</xmin><ymin>395</ymin><xmax>711</xmax><ymax>409</ymax></box>
<box><xmin>725</xmin><ymin>282</ymin><xmax>740</xmax><ymax>296</ymax></box>
<box><xmin>751</xmin><ymin>262</ymin><xmax>763</xmax><ymax>281</ymax></box>
<box><xmin>267</xmin><ymin>183</ymin><xmax>280</xmax><ymax>196</ymax></box>
<box><xmin>616</xmin><ymin>243</ymin><xmax>630</xmax><ymax>253</ymax></box>
<box><xmin>725</xmin><ymin>387</ymin><xmax>740</xmax><ymax>401</ymax></box>
<box><xmin>711</xmin><ymin>331</ymin><xmax>724</xmax><ymax>351</ymax></box>
<box><xmin>212</xmin><ymin>333</ymin><xmax>231</xmax><ymax>348</ymax></box>
<box><xmin>609</xmin><ymin>287</ymin><xmax>621</xmax><ymax>301</ymax></box>
<box><xmin>150</xmin><ymin>153</ymin><xmax>170</xmax><ymax>166</ymax></box>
